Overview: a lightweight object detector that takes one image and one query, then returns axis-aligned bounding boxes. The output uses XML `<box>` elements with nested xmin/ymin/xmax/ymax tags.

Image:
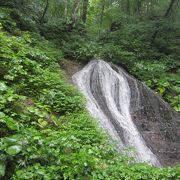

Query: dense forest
<box><xmin>0</xmin><ymin>0</ymin><xmax>179</xmax><ymax>179</ymax></box>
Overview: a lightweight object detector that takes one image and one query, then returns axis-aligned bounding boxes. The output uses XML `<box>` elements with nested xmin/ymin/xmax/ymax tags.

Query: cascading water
<box><xmin>72</xmin><ymin>60</ymin><xmax>180</xmax><ymax>166</ymax></box>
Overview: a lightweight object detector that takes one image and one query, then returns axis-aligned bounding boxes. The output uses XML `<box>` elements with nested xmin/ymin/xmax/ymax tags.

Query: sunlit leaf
<box><xmin>5</xmin><ymin>117</ymin><xmax>19</xmax><ymax>130</ymax></box>
<box><xmin>0</xmin><ymin>83</ymin><xmax>7</xmax><ymax>91</ymax></box>
<box><xmin>6</xmin><ymin>145</ymin><xmax>22</xmax><ymax>155</ymax></box>
<box><xmin>0</xmin><ymin>162</ymin><xmax>5</xmax><ymax>177</ymax></box>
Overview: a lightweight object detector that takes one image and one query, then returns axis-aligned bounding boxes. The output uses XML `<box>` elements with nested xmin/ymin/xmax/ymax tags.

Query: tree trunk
<box><xmin>151</xmin><ymin>0</ymin><xmax>176</xmax><ymax>43</ymax></box>
<box><xmin>39</xmin><ymin>0</ymin><xmax>49</xmax><ymax>24</ymax></box>
<box><xmin>99</xmin><ymin>0</ymin><xmax>105</xmax><ymax>37</ymax></box>
<box><xmin>164</xmin><ymin>0</ymin><xmax>176</xmax><ymax>17</ymax></box>
<box><xmin>136</xmin><ymin>0</ymin><xmax>142</xmax><ymax>17</ymax></box>
<box><xmin>64</xmin><ymin>1</ymin><xmax>68</xmax><ymax>22</ymax></box>
<box><xmin>72</xmin><ymin>0</ymin><xmax>80</xmax><ymax>25</ymax></box>
<box><xmin>68</xmin><ymin>0</ymin><xmax>80</xmax><ymax>31</ymax></box>
<box><xmin>82</xmin><ymin>0</ymin><xmax>89</xmax><ymax>23</ymax></box>
<box><xmin>100</xmin><ymin>0</ymin><xmax>105</xmax><ymax>28</ymax></box>
<box><xmin>126</xmin><ymin>0</ymin><xmax>130</xmax><ymax>15</ymax></box>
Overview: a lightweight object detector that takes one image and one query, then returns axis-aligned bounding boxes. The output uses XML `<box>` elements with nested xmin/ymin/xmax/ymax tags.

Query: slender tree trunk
<box><xmin>152</xmin><ymin>0</ymin><xmax>176</xmax><ymax>43</ymax></box>
<box><xmin>64</xmin><ymin>1</ymin><xmax>68</xmax><ymax>22</ymax></box>
<box><xmin>39</xmin><ymin>0</ymin><xmax>49</xmax><ymax>24</ymax></box>
<box><xmin>136</xmin><ymin>0</ymin><xmax>142</xmax><ymax>17</ymax></box>
<box><xmin>68</xmin><ymin>0</ymin><xmax>80</xmax><ymax>31</ymax></box>
<box><xmin>82</xmin><ymin>0</ymin><xmax>89</xmax><ymax>23</ymax></box>
<box><xmin>126</xmin><ymin>0</ymin><xmax>130</xmax><ymax>15</ymax></box>
<box><xmin>121</xmin><ymin>0</ymin><xmax>125</xmax><ymax>12</ymax></box>
<box><xmin>99</xmin><ymin>0</ymin><xmax>105</xmax><ymax>37</ymax></box>
<box><xmin>146</xmin><ymin>0</ymin><xmax>152</xmax><ymax>16</ymax></box>
<box><xmin>164</xmin><ymin>0</ymin><xmax>176</xmax><ymax>17</ymax></box>
<box><xmin>72</xmin><ymin>0</ymin><xmax>80</xmax><ymax>25</ymax></box>
<box><xmin>100</xmin><ymin>0</ymin><xmax>105</xmax><ymax>28</ymax></box>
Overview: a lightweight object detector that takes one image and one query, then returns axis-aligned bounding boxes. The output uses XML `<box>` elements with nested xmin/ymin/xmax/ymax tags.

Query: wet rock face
<box><xmin>125</xmin><ymin>73</ymin><xmax>180</xmax><ymax>166</ymax></box>
<box><xmin>73</xmin><ymin>60</ymin><xmax>180</xmax><ymax>166</ymax></box>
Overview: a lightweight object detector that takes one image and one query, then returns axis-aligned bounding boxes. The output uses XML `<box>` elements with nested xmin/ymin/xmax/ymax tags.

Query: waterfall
<box><xmin>72</xmin><ymin>60</ymin><xmax>180</xmax><ymax>166</ymax></box>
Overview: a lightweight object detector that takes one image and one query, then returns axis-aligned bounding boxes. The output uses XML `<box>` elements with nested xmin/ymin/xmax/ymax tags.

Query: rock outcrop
<box><xmin>73</xmin><ymin>60</ymin><xmax>180</xmax><ymax>166</ymax></box>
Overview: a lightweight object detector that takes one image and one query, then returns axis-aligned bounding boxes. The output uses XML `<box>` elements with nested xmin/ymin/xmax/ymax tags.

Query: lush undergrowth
<box><xmin>0</xmin><ymin>7</ymin><xmax>180</xmax><ymax>180</ymax></box>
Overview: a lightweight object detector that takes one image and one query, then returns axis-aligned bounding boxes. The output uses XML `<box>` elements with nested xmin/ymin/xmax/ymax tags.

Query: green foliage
<box><xmin>0</xmin><ymin>27</ymin><xmax>84</xmax><ymax>114</ymax></box>
<box><xmin>0</xmin><ymin>1</ymin><xmax>180</xmax><ymax>179</ymax></box>
<box><xmin>63</xmin><ymin>34</ymin><xmax>102</xmax><ymax>61</ymax></box>
<box><xmin>0</xmin><ymin>22</ymin><xmax>87</xmax><ymax>179</ymax></box>
<box><xmin>129</xmin><ymin>59</ymin><xmax>180</xmax><ymax>111</ymax></box>
<box><xmin>0</xmin><ymin>8</ymin><xmax>17</xmax><ymax>32</ymax></box>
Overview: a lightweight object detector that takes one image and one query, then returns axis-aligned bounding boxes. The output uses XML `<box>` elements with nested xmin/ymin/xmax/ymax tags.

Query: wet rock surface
<box><xmin>73</xmin><ymin>60</ymin><xmax>180</xmax><ymax>166</ymax></box>
<box><xmin>123</xmin><ymin>70</ymin><xmax>180</xmax><ymax>166</ymax></box>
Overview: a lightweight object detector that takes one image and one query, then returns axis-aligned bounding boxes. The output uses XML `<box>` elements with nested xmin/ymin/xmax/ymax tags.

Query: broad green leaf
<box><xmin>6</xmin><ymin>145</ymin><xmax>22</xmax><ymax>155</ymax></box>
<box><xmin>159</xmin><ymin>87</ymin><xmax>165</xmax><ymax>95</ymax></box>
<box><xmin>0</xmin><ymin>82</ymin><xmax>7</xmax><ymax>91</ymax></box>
<box><xmin>0</xmin><ymin>162</ymin><xmax>5</xmax><ymax>177</ymax></box>
<box><xmin>4</xmin><ymin>75</ymin><xmax>14</xmax><ymax>81</ymax></box>
<box><xmin>5</xmin><ymin>117</ymin><xmax>19</xmax><ymax>130</ymax></box>
<box><xmin>7</xmin><ymin>96</ymin><xmax>14</xmax><ymax>102</ymax></box>
<box><xmin>38</xmin><ymin>119</ymin><xmax>48</xmax><ymax>128</ymax></box>
<box><xmin>33</xmin><ymin>136</ymin><xmax>41</xmax><ymax>140</ymax></box>
<box><xmin>4</xmin><ymin>137</ymin><xmax>19</xmax><ymax>144</ymax></box>
<box><xmin>0</xmin><ymin>112</ymin><xmax>5</xmax><ymax>118</ymax></box>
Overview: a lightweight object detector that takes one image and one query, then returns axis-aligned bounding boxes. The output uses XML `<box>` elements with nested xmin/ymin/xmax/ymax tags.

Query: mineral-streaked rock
<box><xmin>73</xmin><ymin>60</ymin><xmax>180</xmax><ymax>166</ymax></box>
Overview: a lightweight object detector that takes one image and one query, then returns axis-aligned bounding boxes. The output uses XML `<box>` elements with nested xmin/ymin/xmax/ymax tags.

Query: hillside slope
<box><xmin>0</xmin><ymin>7</ymin><xmax>179</xmax><ymax>180</ymax></box>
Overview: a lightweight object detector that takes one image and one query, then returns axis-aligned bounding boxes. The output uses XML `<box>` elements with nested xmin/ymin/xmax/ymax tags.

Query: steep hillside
<box><xmin>0</xmin><ymin>5</ymin><xmax>179</xmax><ymax>180</ymax></box>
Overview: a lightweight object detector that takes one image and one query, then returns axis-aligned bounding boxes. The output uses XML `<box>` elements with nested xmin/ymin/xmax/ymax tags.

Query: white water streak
<box><xmin>72</xmin><ymin>60</ymin><xmax>160</xmax><ymax>166</ymax></box>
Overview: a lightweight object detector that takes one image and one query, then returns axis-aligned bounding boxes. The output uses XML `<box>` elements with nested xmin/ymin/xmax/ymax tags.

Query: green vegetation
<box><xmin>0</xmin><ymin>0</ymin><xmax>180</xmax><ymax>179</ymax></box>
